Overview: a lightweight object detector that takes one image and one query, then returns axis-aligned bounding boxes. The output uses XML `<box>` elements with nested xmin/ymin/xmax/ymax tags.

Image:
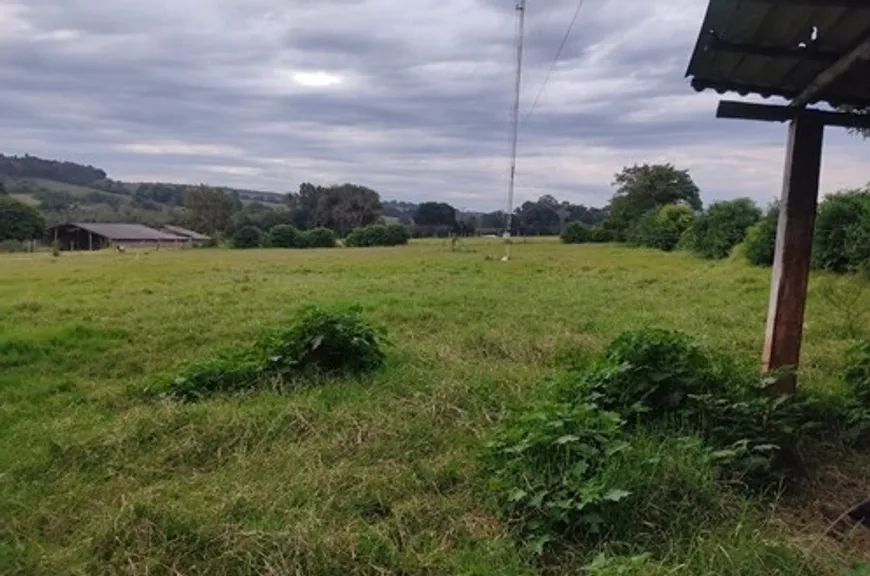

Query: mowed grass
<box><xmin>1</xmin><ymin>238</ymin><xmax>869</xmax><ymax>575</ymax></box>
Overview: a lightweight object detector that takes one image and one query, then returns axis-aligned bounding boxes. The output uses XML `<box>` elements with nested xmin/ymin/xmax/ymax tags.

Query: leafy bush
<box><xmin>302</xmin><ymin>227</ymin><xmax>337</xmax><ymax>248</ymax></box>
<box><xmin>345</xmin><ymin>224</ymin><xmax>410</xmax><ymax>247</ymax></box>
<box><xmin>813</xmin><ymin>189</ymin><xmax>870</xmax><ymax>273</ymax></box>
<box><xmin>483</xmin><ymin>401</ymin><xmax>726</xmax><ymax>554</ymax></box>
<box><xmin>0</xmin><ymin>195</ymin><xmax>45</xmax><ymax>241</ymax></box>
<box><xmin>627</xmin><ymin>204</ymin><xmax>695</xmax><ymax>252</ymax></box>
<box><xmin>268</xmin><ymin>307</ymin><xmax>386</xmax><ymax>376</ymax></box>
<box><xmin>743</xmin><ymin>205</ymin><xmax>779</xmax><ymax>267</ymax></box>
<box><xmin>560</xmin><ymin>222</ymin><xmax>588</xmax><ymax>244</ymax></box>
<box><xmin>586</xmin><ymin>225</ymin><xmax>613</xmax><ymax>243</ymax></box>
<box><xmin>267</xmin><ymin>224</ymin><xmax>303</xmax><ymax>248</ymax></box>
<box><xmin>691</xmin><ymin>198</ymin><xmax>761</xmax><ymax>259</ymax></box>
<box><xmin>482</xmin><ymin>402</ymin><xmax>630</xmax><ymax>551</ymax></box>
<box><xmin>557</xmin><ymin>330</ymin><xmax>849</xmax><ymax>489</ymax></box>
<box><xmin>166</xmin><ymin>306</ymin><xmax>386</xmax><ymax>401</ymax></box>
<box><xmin>232</xmin><ymin>225</ymin><xmax>263</xmax><ymax>249</ymax></box>
<box><xmin>845</xmin><ymin>340</ymin><xmax>870</xmax><ymax>407</ymax></box>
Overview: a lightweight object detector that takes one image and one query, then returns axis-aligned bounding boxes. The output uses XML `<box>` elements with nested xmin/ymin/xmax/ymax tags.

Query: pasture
<box><xmin>1</xmin><ymin>239</ymin><xmax>868</xmax><ymax>575</ymax></box>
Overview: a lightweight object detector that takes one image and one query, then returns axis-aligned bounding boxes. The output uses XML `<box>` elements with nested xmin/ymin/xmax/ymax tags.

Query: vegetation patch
<box><xmin>167</xmin><ymin>306</ymin><xmax>387</xmax><ymax>401</ymax></box>
<box><xmin>482</xmin><ymin>328</ymin><xmax>870</xmax><ymax>562</ymax></box>
<box><xmin>344</xmin><ymin>223</ymin><xmax>410</xmax><ymax>247</ymax></box>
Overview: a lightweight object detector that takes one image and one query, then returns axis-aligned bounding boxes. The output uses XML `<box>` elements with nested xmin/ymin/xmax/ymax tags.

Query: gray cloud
<box><xmin>0</xmin><ymin>0</ymin><xmax>867</xmax><ymax>211</ymax></box>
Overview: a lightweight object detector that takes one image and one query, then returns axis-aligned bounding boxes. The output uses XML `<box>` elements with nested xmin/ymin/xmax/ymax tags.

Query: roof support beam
<box><xmin>791</xmin><ymin>35</ymin><xmax>870</xmax><ymax>107</ymax></box>
<box><xmin>717</xmin><ymin>100</ymin><xmax>870</xmax><ymax>129</ymax></box>
<box><xmin>763</xmin><ymin>116</ymin><xmax>824</xmax><ymax>394</ymax></box>
<box><xmin>710</xmin><ymin>39</ymin><xmax>839</xmax><ymax>62</ymax></box>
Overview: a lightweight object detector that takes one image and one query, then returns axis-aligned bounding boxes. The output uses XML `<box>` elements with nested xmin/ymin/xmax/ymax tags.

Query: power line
<box><xmin>522</xmin><ymin>0</ymin><xmax>588</xmax><ymax>126</ymax></box>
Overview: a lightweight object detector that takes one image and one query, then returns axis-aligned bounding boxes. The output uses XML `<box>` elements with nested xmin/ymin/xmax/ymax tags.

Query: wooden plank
<box><xmin>716</xmin><ymin>100</ymin><xmax>870</xmax><ymax>129</ymax></box>
<box><xmin>710</xmin><ymin>38</ymin><xmax>840</xmax><ymax>62</ymax></box>
<box><xmin>792</xmin><ymin>35</ymin><xmax>870</xmax><ymax>107</ymax></box>
<box><xmin>763</xmin><ymin>115</ymin><xmax>825</xmax><ymax>394</ymax></box>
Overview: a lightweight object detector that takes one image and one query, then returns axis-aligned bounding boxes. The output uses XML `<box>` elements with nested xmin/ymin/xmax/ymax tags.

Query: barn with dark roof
<box><xmin>48</xmin><ymin>223</ymin><xmax>188</xmax><ymax>251</ymax></box>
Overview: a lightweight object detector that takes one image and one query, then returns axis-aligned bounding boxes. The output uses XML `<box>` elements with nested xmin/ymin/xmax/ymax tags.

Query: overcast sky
<box><xmin>0</xmin><ymin>0</ymin><xmax>867</xmax><ymax>211</ymax></box>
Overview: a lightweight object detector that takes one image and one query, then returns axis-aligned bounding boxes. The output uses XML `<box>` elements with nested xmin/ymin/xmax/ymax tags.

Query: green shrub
<box><xmin>627</xmin><ymin>204</ymin><xmax>695</xmax><ymax>252</ymax></box>
<box><xmin>586</xmin><ymin>225</ymin><xmax>612</xmax><ymax>243</ymax></box>
<box><xmin>845</xmin><ymin>340</ymin><xmax>870</xmax><ymax>407</ymax></box>
<box><xmin>483</xmin><ymin>401</ymin><xmax>727</xmax><ymax>554</ymax></box>
<box><xmin>563</xmin><ymin>328</ymin><xmax>721</xmax><ymax>416</ymax></box>
<box><xmin>560</xmin><ymin>222</ymin><xmax>588</xmax><ymax>244</ymax></box>
<box><xmin>813</xmin><ymin>189</ymin><xmax>870</xmax><ymax>273</ymax></box>
<box><xmin>482</xmin><ymin>401</ymin><xmax>630</xmax><ymax>551</ymax></box>
<box><xmin>303</xmin><ymin>227</ymin><xmax>337</xmax><ymax>248</ymax></box>
<box><xmin>166</xmin><ymin>306</ymin><xmax>386</xmax><ymax>401</ymax></box>
<box><xmin>345</xmin><ymin>224</ymin><xmax>410</xmax><ymax>247</ymax></box>
<box><xmin>743</xmin><ymin>205</ymin><xmax>778</xmax><ymax>267</ymax></box>
<box><xmin>232</xmin><ymin>226</ymin><xmax>263</xmax><ymax>249</ymax></box>
<box><xmin>267</xmin><ymin>224</ymin><xmax>303</xmax><ymax>248</ymax></box>
<box><xmin>268</xmin><ymin>307</ymin><xmax>386</xmax><ymax>376</ymax></box>
<box><xmin>557</xmin><ymin>329</ymin><xmax>824</xmax><ymax>489</ymax></box>
<box><xmin>691</xmin><ymin>198</ymin><xmax>761</xmax><ymax>260</ymax></box>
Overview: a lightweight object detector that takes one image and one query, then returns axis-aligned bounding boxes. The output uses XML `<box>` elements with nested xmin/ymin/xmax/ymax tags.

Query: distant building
<box><xmin>160</xmin><ymin>225</ymin><xmax>211</xmax><ymax>246</ymax></box>
<box><xmin>47</xmin><ymin>223</ymin><xmax>188</xmax><ymax>251</ymax></box>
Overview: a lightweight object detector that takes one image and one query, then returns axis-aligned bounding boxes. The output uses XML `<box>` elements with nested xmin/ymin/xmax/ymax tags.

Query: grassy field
<box><xmin>2</xmin><ymin>238</ymin><xmax>869</xmax><ymax>575</ymax></box>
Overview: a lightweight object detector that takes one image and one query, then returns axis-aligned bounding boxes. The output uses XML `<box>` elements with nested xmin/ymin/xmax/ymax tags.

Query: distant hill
<box><xmin>0</xmin><ymin>153</ymin><xmax>287</xmax><ymax>226</ymax></box>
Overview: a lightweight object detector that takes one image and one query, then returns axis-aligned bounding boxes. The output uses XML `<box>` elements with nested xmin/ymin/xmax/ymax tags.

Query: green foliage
<box><xmin>0</xmin><ymin>195</ymin><xmax>45</xmax><ymax>242</ymax></box>
<box><xmin>743</xmin><ymin>205</ymin><xmax>779</xmax><ymax>267</ymax></box>
<box><xmin>167</xmin><ymin>306</ymin><xmax>386</xmax><ymax>401</ymax></box>
<box><xmin>608</xmin><ymin>163</ymin><xmax>702</xmax><ymax>240</ymax></box>
<box><xmin>813</xmin><ymin>189</ymin><xmax>870</xmax><ymax>273</ymax></box>
<box><xmin>691</xmin><ymin>198</ymin><xmax>761</xmax><ymax>260</ymax></box>
<box><xmin>0</xmin><ymin>239</ymin><xmax>30</xmax><ymax>253</ymax></box>
<box><xmin>266</xmin><ymin>224</ymin><xmax>303</xmax><ymax>248</ymax></box>
<box><xmin>586</xmin><ymin>225</ymin><xmax>613</xmax><ymax>243</ymax></box>
<box><xmin>627</xmin><ymin>204</ymin><xmax>695</xmax><ymax>252</ymax></box>
<box><xmin>845</xmin><ymin>340</ymin><xmax>870</xmax><ymax>407</ymax></box>
<box><xmin>482</xmin><ymin>402</ymin><xmax>630</xmax><ymax>551</ymax></box>
<box><xmin>184</xmin><ymin>185</ymin><xmax>237</xmax><ymax>234</ymax></box>
<box><xmin>231</xmin><ymin>225</ymin><xmax>263</xmax><ymax>249</ymax></box>
<box><xmin>303</xmin><ymin>227</ymin><xmax>337</xmax><ymax>248</ymax></box>
<box><xmin>344</xmin><ymin>224</ymin><xmax>410</xmax><ymax>247</ymax></box>
<box><xmin>560</xmin><ymin>222</ymin><xmax>588</xmax><ymax>244</ymax></box>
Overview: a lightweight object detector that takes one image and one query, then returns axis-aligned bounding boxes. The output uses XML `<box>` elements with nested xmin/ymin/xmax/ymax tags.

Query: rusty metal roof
<box><xmin>687</xmin><ymin>0</ymin><xmax>870</xmax><ymax>108</ymax></box>
<box><xmin>59</xmin><ymin>223</ymin><xmax>187</xmax><ymax>241</ymax></box>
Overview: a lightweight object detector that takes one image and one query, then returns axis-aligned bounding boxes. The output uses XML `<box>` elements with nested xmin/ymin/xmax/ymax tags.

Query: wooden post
<box><xmin>88</xmin><ymin>231</ymin><xmax>93</xmax><ymax>251</ymax></box>
<box><xmin>762</xmin><ymin>115</ymin><xmax>825</xmax><ymax>393</ymax></box>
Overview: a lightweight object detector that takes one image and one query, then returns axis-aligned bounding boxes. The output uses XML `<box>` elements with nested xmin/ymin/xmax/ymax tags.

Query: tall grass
<box><xmin>1</xmin><ymin>239</ymin><xmax>868</xmax><ymax>574</ymax></box>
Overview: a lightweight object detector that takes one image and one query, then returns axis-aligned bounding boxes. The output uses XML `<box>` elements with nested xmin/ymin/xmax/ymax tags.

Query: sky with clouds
<box><xmin>0</xmin><ymin>0</ymin><xmax>867</xmax><ymax>211</ymax></box>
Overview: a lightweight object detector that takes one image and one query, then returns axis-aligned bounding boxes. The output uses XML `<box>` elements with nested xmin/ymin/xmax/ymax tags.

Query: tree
<box><xmin>628</xmin><ymin>204</ymin><xmax>695</xmax><ymax>252</ymax></box>
<box><xmin>608</xmin><ymin>164</ymin><xmax>702</xmax><ymax>239</ymax></box>
<box><xmin>0</xmin><ymin>181</ymin><xmax>7</xmax><ymax>196</ymax></box>
<box><xmin>691</xmin><ymin>198</ymin><xmax>761</xmax><ymax>259</ymax></box>
<box><xmin>184</xmin><ymin>185</ymin><xmax>236</xmax><ymax>234</ymax></box>
<box><xmin>287</xmin><ymin>183</ymin><xmax>383</xmax><ymax>236</ymax></box>
<box><xmin>414</xmin><ymin>202</ymin><xmax>457</xmax><ymax>228</ymax></box>
<box><xmin>232</xmin><ymin>225</ymin><xmax>263</xmax><ymax>249</ymax></box>
<box><xmin>514</xmin><ymin>197</ymin><xmax>560</xmax><ymax>235</ymax></box>
<box><xmin>813</xmin><ymin>188</ymin><xmax>870</xmax><ymax>273</ymax></box>
<box><xmin>0</xmin><ymin>196</ymin><xmax>45</xmax><ymax>241</ymax></box>
<box><xmin>744</xmin><ymin>204</ymin><xmax>779</xmax><ymax>267</ymax></box>
<box><xmin>267</xmin><ymin>224</ymin><xmax>303</xmax><ymax>248</ymax></box>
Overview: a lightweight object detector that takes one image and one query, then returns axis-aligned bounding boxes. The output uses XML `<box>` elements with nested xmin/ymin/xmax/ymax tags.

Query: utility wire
<box><xmin>521</xmin><ymin>0</ymin><xmax>588</xmax><ymax>126</ymax></box>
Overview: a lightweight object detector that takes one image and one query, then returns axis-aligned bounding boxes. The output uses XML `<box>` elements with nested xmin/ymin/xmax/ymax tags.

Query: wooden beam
<box><xmin>763</xmin><ymin>115</ymin><xmax>825</xmax><ymax>394</ymax></box>
<box><xmin>792</xmin><ymin>35</ymin><xmax>870</xmax><ymax>107</ymax></box>
<box><xmin>717</xmin><ymin>100</ymin><xmax>870</xmax><ymax>129</ymax></box>
<box><xmin>710</xmin><ymin>39</ymin><xmax>839</xmax><ymax>62</ymax></box>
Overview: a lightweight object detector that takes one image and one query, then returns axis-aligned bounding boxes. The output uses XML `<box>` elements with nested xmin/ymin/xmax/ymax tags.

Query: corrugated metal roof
<box><xmin>161</xmin><ymin>225</ymin><xmax>210</xmax><ymax>240</ymax></box>
<box><xmin>687</xmin><ymin>0</ymin><xmax>870</xmax><ymax>107</ymax></box>
<box><xmin>65</xmin><ymin>223</ymin><xmax>187</xmax><ymax>241</ymax></box>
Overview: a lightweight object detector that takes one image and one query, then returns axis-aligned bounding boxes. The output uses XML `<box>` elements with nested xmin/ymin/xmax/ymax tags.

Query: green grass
<box><xmin>1</xmin><ymin>239</ymin><xmax>869</xmax><ymax>575</ymax></box>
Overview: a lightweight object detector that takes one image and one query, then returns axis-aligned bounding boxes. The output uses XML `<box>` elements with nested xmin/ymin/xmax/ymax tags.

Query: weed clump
<box><xmin>482</xmin><ymin>328</ymin><xmax>870</xmax><ymax>559</ymax></box>
<box><xmin>167</xmin><ymin>306</ymin><xmax>386</xmax><ymax>401</ymax></box>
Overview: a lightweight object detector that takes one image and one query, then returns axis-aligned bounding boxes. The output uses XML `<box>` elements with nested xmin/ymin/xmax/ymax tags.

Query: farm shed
<box><xmin>48</xmin><ymin>223</ymin><xmax>188</xmax><ymax>251</ymax></box>
<box><xmin>160</xmin><ymin>225</ymin><xmax>211</xmax><ymax>246</ymax></box>
<box><xmin>687</xmin><ymin>0</ymin><xmax>870</xmax><ymax>393</ymax></box>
